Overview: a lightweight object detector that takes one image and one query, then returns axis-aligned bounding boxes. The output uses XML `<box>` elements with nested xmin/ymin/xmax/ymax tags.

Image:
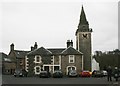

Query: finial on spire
<box><xmin>82</xmin><ymin>4</ymin><xmax>83</xmax><ymax>9</ymax></box>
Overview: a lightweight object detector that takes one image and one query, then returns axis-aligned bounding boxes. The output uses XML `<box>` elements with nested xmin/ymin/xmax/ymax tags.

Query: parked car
<box><xmin>53</xmin><ymin>70</ymin><xmax>63</xmax><ymax>78</ymax></box>
<box><xmin>101</xmin><ymin>70</ymin><xmax>107</xmax><ymax>77</ymax></box>
<box><xmin>118</xmin><ymin>68</ymin><xmax>120</xmax><ymax>77</ymax></box>
<box><xmin>80</xmin><ymin>70</ymin><xmax>91</xmax><ymax>77</ymax></box>
<box><xmin>14</xmin><ymin>69</ymin><xmax>28</xmax><ymax>77</ymax></box>
<box><xmin>92</xmin><ymin>70</ymin><xmax>103</xmax><ymax>77</ymax></box>
<box><xmin>39</xmin><ymin>71</ymin><xmax>51</xmax><ymax>78</ymax></box>
<box><xmin>68</xmin><ymin>70</ymin><xmax>78</xmax><ymax>77</ymax></box>
<box><xmin>89</xmin><ymin>71</ymin><xmax>92</xmax><ymax>76</ymax></box>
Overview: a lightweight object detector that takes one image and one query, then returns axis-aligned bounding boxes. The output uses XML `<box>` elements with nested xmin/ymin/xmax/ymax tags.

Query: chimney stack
<box><xmin>34</xmin><ymin>42</ymin><xmax>38</xmax><ymax>49</ymax></box>
<box><xmin>31</xmin><ymin>46</ymin><xmax>34</xmax><ymax>51</ymax></box>
<box><xmin>67</xmin><ymin>40</ymin><xmax>73</xmax><ymax>48</ymax></box>
<box><xmin>10</xmin><ymin>43</ymin><xmax>14</xmax><ymax>51</ymax></box>
<box><xmin>30</xmin><ymin>42</ymin><xmax>38</xmax><ymax>51</ymax></box>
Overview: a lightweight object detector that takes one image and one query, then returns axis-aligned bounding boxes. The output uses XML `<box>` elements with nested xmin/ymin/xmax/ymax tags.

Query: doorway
<box><xmin>66</xmin><ymin>66</ymin><xmax>76</xmax><ymax>75</ymax></box>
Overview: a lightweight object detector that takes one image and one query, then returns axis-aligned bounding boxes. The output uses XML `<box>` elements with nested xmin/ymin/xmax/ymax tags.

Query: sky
<box><xmin>0</xmin><ymin>0</ymin><xmax>119</xmax><ymax>55</ymax></box>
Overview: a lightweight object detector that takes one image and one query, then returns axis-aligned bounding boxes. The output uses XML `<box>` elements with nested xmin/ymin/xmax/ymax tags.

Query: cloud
<box><xmin>0</xmin><ymin>1</ymin><xmax>118</xmax><ymax>54</ymax></box>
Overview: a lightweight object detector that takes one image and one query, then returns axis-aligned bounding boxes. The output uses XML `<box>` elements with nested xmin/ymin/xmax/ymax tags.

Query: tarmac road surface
<box><xmin>2</xmin><ymin>75</ymin><xmax>120</xmax><ymax>86</ymax></box>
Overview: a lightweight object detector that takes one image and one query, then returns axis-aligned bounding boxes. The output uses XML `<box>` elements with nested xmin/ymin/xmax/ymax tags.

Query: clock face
<box><xmin>82</xmin><ymin>33</ymin><xmax>88</xmax><ymax>39</ymax></box>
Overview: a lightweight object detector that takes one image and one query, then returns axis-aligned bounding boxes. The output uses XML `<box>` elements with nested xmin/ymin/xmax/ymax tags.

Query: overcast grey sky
<box><xmin>0</xmin><ymin>0</ymin><xmax>118</xmax><ymax>54</ymax></box>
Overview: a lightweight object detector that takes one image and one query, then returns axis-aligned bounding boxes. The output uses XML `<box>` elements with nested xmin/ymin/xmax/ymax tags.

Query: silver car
<box><xmin>68</xmin><ymin>70</ymin><xmax>78</xmax><ymax>77</ymax></box>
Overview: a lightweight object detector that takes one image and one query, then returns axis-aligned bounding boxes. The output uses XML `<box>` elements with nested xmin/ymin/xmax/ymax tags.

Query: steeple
<box><xmin>79</xmin><ymin>5</ymin><xmax>88</xmax><ymax>25</ymax></box>
<box><xmin>76</xmin><ymin>5</ymin><xmax>92</xmax><ymax>34</ymax></box>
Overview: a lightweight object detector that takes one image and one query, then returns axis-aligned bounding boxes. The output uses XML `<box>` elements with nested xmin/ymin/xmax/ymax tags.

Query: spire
<box><xmin>75</xmin><ymin>5</ymin><xmax>92</xmax><ymax>34</ymax></box>
<box><xmin>79</xmin><ymin>5</ymin><xmax>88</xmax><ymax>25</ymax></box>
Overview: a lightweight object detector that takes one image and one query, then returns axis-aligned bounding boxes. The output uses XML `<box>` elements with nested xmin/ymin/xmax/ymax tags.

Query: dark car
<box><xmin>68</xmin><ymin>70</ymin><xmax>78</xmax><ymax>77</ymax></box>
<box><xmin>53</xmin><ymin>70</ymin><xmax>63</xmax><ymax>78</ymax></box>
<box><xmin>39</xmin><ymin>71</ymin><xmax>51</xmax><ymax>78</ymax></box>
<box><xmin>118</xmin><ymin>68</ymin><xmax>120</xmax><ymax>77</ymax></box>
<box><xmin>92</xmin><ymin>70</ymin><xmax>103</xmax><ymax>77</ymax></box>
<box><xmin>14</xmin><ymin>69</ymin><xmax>28</xmax><ymax>77</ymax></box>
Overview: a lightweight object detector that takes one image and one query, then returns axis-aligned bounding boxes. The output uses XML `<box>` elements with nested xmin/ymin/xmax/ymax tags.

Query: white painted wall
<box><xmin>92</xmin><ymin>58</ymin><xmax>100</xmax><ymax>72</ymax></box>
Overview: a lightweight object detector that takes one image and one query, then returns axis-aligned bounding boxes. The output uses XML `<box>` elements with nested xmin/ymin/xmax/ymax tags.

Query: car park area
<box><xmin>2</xmin><ymin>69</ymin><xmax>120</xmax><ymax>85</ymax></box>
<box><xmin>2</xmin><ymin>75</ymin><xmax>120</xmax><ymax>85</ymax></box>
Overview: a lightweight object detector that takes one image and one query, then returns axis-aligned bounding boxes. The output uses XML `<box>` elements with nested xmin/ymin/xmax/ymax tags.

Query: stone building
<box><xmin>7</xmin><ymin>43</ymin><xmax>30</xmax><ymax>74</ymax></box>
<box><xmin>26</xmin><ymin>41</ymin><xmax>83</xmax><ymax>76</ymax></box>
<box><xmin>1</xmin><ymin>52</ymin><xmax>16</xmax><ymax>74</ymax></box>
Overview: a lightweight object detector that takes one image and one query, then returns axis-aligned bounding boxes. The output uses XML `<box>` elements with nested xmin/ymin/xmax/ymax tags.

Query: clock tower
<box><xmin>76</xmin><ymin>6</ymin><xmax>92</xmax><ymax>71</ymax></box>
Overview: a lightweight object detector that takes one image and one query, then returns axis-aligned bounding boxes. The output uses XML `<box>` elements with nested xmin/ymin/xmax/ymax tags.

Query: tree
<box><xmin>93</xmin><ymin>49</ymin><xmax>120</xmax><ymax>70</ymax></box>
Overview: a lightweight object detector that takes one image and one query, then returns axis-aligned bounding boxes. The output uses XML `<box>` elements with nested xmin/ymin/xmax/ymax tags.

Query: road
<box><xmin>2</xmin><ymin>75</ymin><xmax>120</xmax><ymax>86</ymax></box>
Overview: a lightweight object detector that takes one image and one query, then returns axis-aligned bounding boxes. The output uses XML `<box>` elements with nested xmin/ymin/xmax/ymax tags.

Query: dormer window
<box><xmin>35</xmin><ymin>55</ymin><xmax>41</xmax><ymax>63</ymax></box>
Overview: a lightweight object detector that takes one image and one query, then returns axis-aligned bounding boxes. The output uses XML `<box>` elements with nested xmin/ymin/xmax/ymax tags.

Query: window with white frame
<box><xmin>35</xmin><ymin>66</ymin><xmax>40</xmax><ymax>74</ymax></box>
<box><xmin>69</xmin><ymin>55</ymin><xmax>75</xmax><ymax>63</ymax></box>
<box><xmin>35</xmin><ymin>55</ymin><xmax>41</xmax><ymax>63</ymax></box>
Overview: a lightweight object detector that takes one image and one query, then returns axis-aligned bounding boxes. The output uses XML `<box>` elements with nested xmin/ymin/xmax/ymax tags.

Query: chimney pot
<box><xmin>31</xmin><ymin>46</ymin><xmax>34</xmax><ymax>51</ymax></box>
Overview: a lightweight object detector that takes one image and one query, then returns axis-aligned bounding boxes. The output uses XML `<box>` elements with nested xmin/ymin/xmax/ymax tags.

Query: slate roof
<box><xmin>27</xmin><ymin>46</ymin><xmax>82</xmax><ymax>56</ymax></box>
<box><xmin>48</xmin><ymin>48</ymin><xmax>65</xmax><ymax>55</ymax></box>
<box><xmin>0</xmin><ymin>52</ymin><xmax>7</xmax><ymax>61</ymax></box>
<box><xmin>61</xmin><ymin>46</ymin><xmax>83</xmax><ymax>55</ymax></box>
<box><xmin>27</xmin><ymin>47</ymin><xmax>52</xmax><ymax>56</ymax></box>
<box><xmin>14</xmin><ymin>50</ymin><xmax>30</xmax><ymax>58</ymax></box>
